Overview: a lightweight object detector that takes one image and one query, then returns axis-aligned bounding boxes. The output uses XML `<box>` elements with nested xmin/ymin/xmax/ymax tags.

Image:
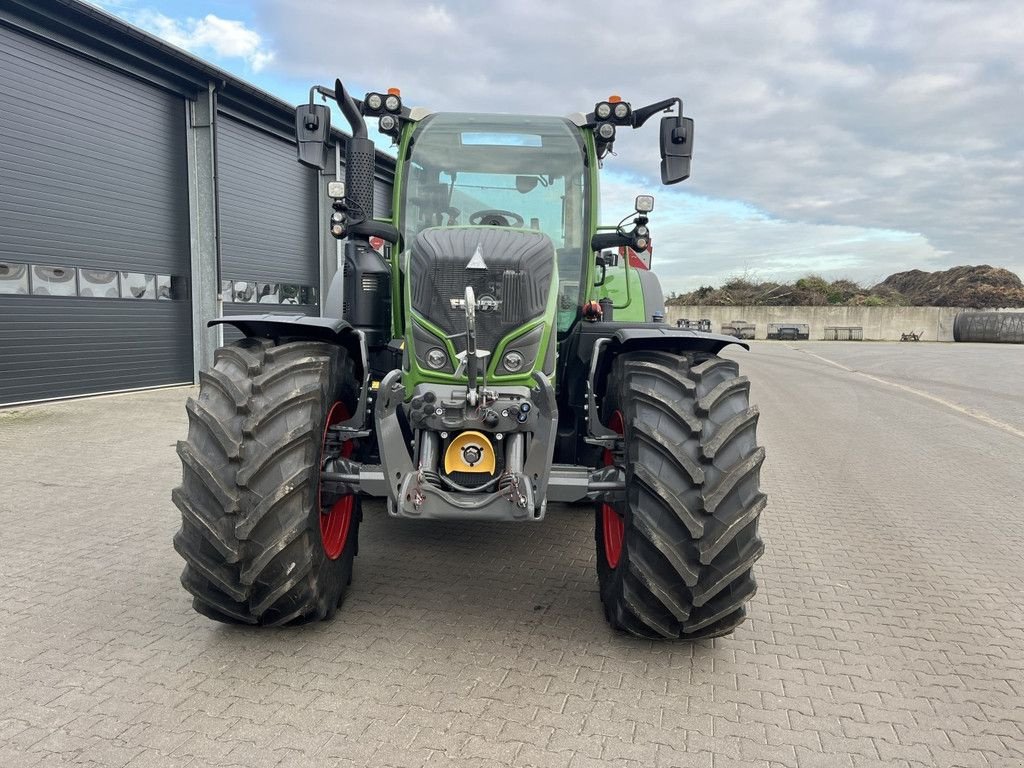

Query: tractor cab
<box><xmin>399</xmin><ymin>112</ymin><xmax>588</xmax><ymax>335</ymax></box>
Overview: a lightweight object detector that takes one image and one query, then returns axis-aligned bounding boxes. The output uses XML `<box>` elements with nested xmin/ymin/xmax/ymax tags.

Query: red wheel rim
<box><xmin>319</xmin><ymin>402</ymin><xmax>354</xmax><ymax>560</ymax></box>
<box><xmin>601</xmin><ymin>410</ymin><xmax>625</xmax><ymax>569</ymax></box>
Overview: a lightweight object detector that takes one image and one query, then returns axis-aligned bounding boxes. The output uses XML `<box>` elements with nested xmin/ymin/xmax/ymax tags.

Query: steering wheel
<box><xmin>470</xmin><ymin>209</ymin><xmax>525</xmax><ymax>227</ymax></box>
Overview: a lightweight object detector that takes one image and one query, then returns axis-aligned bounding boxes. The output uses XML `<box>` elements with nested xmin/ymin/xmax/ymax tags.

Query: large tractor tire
<box><xmin>172</xmin><ymin>338</ymin><xmax>361</xmax><ymax>626</ymax></box>
<box><xmin>595</xmin><ymin>350</ymin><xmax>766</xmax><ymax>639</ymax></box>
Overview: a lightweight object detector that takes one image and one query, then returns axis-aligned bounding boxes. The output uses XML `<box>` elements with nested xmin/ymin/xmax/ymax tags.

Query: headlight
<box><xmin>365</xmin><ymin>93</ymin><xmax>383</xmax><ymax>111</ymax></box>
<box><xmin>613</xmin><ymin>102</ymin><xmax>630</xmax><ymax>120</ymax></box>
<box><xmin>595</xmin><ymin>101</ymin><xmax>612</xmax><ymax>120</ymax></box>
<box><xmin>597</xmin><ymin>122</ymin><xmax>616</xmax><ymax>141</ymax></box>
<box><xmin>502</xmin><ymin>350</ymin><xmax>525</xmax><ymax>372</ymax></box>
<box><xmin>384</xmin><ymin>94</ymin><xmax>401</xmax><ymax>112</ymax></box>
<box><xmin>379</xmin><ymin>114</ymin><xmax>398</xmax><ymax>132</ymax></box>
<box><xmin>426</xmin><ymin>348</ymin><xmax>448</xmax><ymax>369</ymax></box>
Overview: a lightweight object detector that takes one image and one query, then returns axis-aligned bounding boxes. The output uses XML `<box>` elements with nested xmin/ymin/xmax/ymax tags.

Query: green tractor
<box><xmin>172</xmin><ymin>79</ymin><xmax>766</xmax><ymax>639</ymax></box>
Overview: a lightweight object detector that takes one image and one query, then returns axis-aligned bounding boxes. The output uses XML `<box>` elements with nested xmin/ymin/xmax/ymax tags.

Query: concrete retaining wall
<box><xmin>665</xmin><ymin>305</ymin><xmax>966</xmax><ymax>341</ymax></box>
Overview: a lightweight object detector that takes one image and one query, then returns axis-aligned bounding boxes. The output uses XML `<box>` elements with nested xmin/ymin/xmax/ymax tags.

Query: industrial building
<box><xmin>0</xmin><ymin>0</ymin><xmax>395</xmax><ymax>405</ymax></box>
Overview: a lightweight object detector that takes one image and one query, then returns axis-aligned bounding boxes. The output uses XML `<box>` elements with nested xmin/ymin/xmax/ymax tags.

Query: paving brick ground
<box><xmin>1</xmin><ymin>342</ymin><xmax>1022</xmax><ymax>768</ymax></box>
<box><xmin>789</xmin><ymin>341</ymin><xmax>1024</xmax><ymax>431</ymax></box>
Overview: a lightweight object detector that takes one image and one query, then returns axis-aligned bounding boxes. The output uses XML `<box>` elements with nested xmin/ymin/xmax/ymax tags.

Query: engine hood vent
<box><xmin>409</xmin><ymin>227</ymin><xmax>555</xmax><ymax>354</ymax></box>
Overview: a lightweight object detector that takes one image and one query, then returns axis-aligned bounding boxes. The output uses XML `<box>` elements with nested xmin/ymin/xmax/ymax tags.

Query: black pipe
<box><xmin>588</xmin><ymin>480</ymin><xmax>625</xmax><ymax>492</ymax></box>
<box><xmin>331</xmin><ymin>79</ymin><xmax>381</xmax><ymax>238</ymax></box>
<box><xmin>333</xmin><ymin>79</ymin><xmax>367</xmax><ymax>139</ymax></box>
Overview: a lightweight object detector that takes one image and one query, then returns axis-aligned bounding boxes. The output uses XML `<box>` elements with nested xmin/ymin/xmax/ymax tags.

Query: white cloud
<box><xmin>246</xmin><ymin>0</ymin><xmax>1023</xmax><ymax>282</ymax></box>
<box><xmin>129</xmin><ymin>10</ymin><xmax>274</xmax><ymax>71</ymax></box>
<box><xmin>96</xmin><ymin>0</ymin><xmax>1023</xmax><ymax>287</ymax></box>
<box><xmin>600</xmin><ymin>175</ymin><xmax>948</xmax><ymax>292</ymax></box>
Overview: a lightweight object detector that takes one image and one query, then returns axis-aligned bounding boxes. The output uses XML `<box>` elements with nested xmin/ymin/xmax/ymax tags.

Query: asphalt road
<box><xmin>1</xmin><ymin>341</ymin><xmax>1022</xmax><ymax>768</ymax></box>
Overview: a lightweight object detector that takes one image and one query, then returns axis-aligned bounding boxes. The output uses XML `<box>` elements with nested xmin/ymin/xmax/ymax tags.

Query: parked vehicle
<box><xmin>722</xmin><ymin>320</ymin><xmax>756</xmax><ymax>340</ymax></box>
<box><xmin>172</xmin><ymin>80</ymin><xmax>767</xmax><ymax>640</ymax></box>
<box><xmin>767</xmin><ymin>323</ymin><xmax>810</xmax><ymax>341</ymax></box>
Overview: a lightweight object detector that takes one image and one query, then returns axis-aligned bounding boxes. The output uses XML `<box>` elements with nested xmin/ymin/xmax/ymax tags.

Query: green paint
<box><xmin>379</xmin><ymin>112</ymin><xmax>655</xmax><ymax>400</ymax></box>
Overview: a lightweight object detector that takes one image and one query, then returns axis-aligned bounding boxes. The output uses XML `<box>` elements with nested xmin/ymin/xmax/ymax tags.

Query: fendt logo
<box><xmin>450</xmin><ymin>295</ymin><xmax>501</xmax><ymax>312</ymax></box>
<box><xmin>477</xmin><ymin>295</ymin><xmax>499</xmax><ymax>312</ymax></box>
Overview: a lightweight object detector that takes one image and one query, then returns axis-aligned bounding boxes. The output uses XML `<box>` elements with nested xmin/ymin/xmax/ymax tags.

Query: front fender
<box><xmin>609</xmin><ymin>324</ymin><xmax>748</xmax><ymax>355</ymax></box>
<box><xmin>209</xmin><ymin>313</ymin><xmax>352</xmax><ymax>343</ymax></box>
<box><xmin>208</xmin><ymin>314</ymin><xmax>366</xmax><ymax>375</ymax></box>
<box><xmin>557</xmin><ymin>321</ymin><xmax>750</xmax><ymax>462</ymax></box>
<box><xmin>592</xmin><ymin>324</ymin><xmax>747</xmax><ymax>401</ymax></box>
<box><xmin>563</xmin><ymin>321</ymin><xmax>746</xmax><ymax>387</ymax></box>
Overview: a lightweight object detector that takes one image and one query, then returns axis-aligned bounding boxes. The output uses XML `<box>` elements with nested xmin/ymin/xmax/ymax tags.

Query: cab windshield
<box><xmin>401</xmin><ymin>113</ymin><xmax>588</xmax><ymax>330</ymax></box>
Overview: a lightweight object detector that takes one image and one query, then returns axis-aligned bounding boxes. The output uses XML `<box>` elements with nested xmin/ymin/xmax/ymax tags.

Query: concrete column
<box><xmin>186</xmin><ymin>83</ymin><xmax>220</xmax><ymax>378</ymax></box>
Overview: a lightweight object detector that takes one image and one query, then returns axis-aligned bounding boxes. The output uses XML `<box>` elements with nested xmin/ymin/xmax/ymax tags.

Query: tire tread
<box><xmin>172</xmin><ymin>339</ymin><xmax>359</xmax><ymax>626</ymax></box>
<box><xmin>596</xmin><ymin>350</ymin><xmax>766</xmax><ymax>640</ymax></box>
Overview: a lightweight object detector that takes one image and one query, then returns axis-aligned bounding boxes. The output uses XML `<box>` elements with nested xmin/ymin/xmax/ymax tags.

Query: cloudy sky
<box><xmin>94</xmin><ymin>0</ymin><xmax>1024</xmax><ymax>293</ymax></box>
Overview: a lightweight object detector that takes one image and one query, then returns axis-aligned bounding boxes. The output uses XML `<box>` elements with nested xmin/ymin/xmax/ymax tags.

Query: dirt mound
<box><xmin>874</xmin><ymin>265</ymin><xmax>1024</xmax><ymax>308</ymax></box>
<box><xmin>669</xmin><ymin>266</ymin><xmax>1024</xmax><ymax>308</ymax></box>
<box><xmin>671</xmin><ymin>275</ymin><xmax>907</xmax><ymax>307</ymax></box>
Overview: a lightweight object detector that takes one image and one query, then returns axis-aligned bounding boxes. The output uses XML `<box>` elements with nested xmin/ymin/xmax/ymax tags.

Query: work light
<box><xmin>502</xmin><ymin>350</ymin><xmax>525</xmax><ymax>373</ymax></box>
<box><xmin>426</xmin><ymin>348</ymin><xmax>448</xmax><ymax>369</ymax></box>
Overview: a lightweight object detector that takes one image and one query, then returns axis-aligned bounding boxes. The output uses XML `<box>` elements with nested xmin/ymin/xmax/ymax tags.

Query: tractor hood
<box><xmin>406</xmin><ymin>226</ymin><xmax>557</xmax><ymax>380</ymax></box>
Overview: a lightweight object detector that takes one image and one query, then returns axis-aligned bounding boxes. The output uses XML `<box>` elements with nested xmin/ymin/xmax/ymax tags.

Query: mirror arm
<box><xmin>591</xmin><ymin>231</ymin><xmax>631</xmax><ymax>251</ymax></box>
<box><xmin>309</xmin><ymin>84</ymin><xmax>335</xmax><ymax>104</ymax></box>
<box><xmin>632</xmin><ymin>97</ymin><xmax>681</xmax><ymax>130</ymax></box>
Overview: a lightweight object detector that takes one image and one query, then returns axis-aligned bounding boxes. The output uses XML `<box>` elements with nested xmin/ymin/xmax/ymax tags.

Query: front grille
<box><xmin>409</xmin><ymin>227</ymin><xmax>555</xmax><ymax>354</ymax></box>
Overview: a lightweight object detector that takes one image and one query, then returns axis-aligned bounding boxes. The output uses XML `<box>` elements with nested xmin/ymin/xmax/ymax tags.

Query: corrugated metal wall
<box><xmin>0</xmin><ymin>298</ymin><xmax>193</xmax><ymax>403</ymax></box>
<box><xmin>374</xmin><ymin>177</ymin><xmax>393</xmax><ymax>219</ymax></box>
<box><xmin>0</xmin><ymin>7</ymin><xmax>397</xmax><ymax>405</ymax></box>
<box><xmin>215</xmin><ymin>113</ymin><xmax>321</xmax><ymax>343</ymax></box>
<box><xmin>0</xmin><ymin>22</ymin><xmax>192</xmax><ymax>405</ymax></box>
<box><xmin>217</xmin><ymin>114</ymin><xmax>320</xmax><ymax>286</ymax></box>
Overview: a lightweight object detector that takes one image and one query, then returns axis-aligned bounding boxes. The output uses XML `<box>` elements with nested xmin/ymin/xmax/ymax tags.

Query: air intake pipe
<box><xmin>331</xmin><ymin>79</ymin><xmax>394</xmax><ymax>345</ymax></box>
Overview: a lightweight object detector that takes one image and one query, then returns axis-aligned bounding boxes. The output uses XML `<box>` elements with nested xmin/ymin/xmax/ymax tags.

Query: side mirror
<box><xmin>295</xmin><ymin>104</ymin><xmax>331</xmax><ymax>170</ymax></box>
<box><xmin>659</xmin><ymin>115</ymin><xmax>693</xmax><ymax>184</ymax></box>
<box><xmin>516</xmin><ymin>175</ymin><xmax>540</xmax><ymax>194</ymax></box>
<box><xmin>594</xmin><ymin>253</ymin><xmax>607</xmax><ymax>286</ymax></box>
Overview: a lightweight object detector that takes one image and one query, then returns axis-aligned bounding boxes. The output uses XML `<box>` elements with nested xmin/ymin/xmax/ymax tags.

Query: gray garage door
<box><xmin>375</xmin><ymin>176</ymin><xmax>393</xmax><ymax>219</ymax></box>
<box><xmin>0</xmin><ymin>24</ymin><xmax>192</xmax><ymax>406</ymax></box>
<box><xmin>216</xmin><ymin>113</ymin><xmax>319</xmax><ymax>334</ymax></box>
